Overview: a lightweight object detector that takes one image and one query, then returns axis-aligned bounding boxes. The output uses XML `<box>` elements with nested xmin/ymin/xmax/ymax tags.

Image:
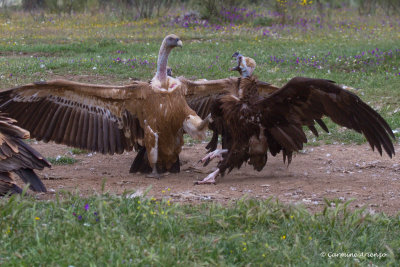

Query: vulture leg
<box><xmin>194</xmin><ymin>168</ymin><xmax>220</xmax><ymax>185</ymax></box>
<box><xmin>144</xmin><ymin>121</ymin><xmax>161</xmax><ymax>179</ymax></box>
<box><xmin>168</xmin><ymin>157</ymin><xmax>180</xmax><ymax>173</ymax></box>
<box><xmin>200</xmin><ymin>149</ymin><xmax>228</xmax><ymax>166</ymax></box>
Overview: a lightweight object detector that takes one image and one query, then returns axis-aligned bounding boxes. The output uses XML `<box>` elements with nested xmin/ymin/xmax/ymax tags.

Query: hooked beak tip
<box><xmin>177</xmin><ymin>40</ymin><xmax>183</xmax><ymax>48</ymax></box>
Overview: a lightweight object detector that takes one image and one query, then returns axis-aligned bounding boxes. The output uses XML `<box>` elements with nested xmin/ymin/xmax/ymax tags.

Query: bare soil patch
<box><xmin>23</xmin><ymin>142</ymin><xmax>400</xmax><ymax>215</ymax></box>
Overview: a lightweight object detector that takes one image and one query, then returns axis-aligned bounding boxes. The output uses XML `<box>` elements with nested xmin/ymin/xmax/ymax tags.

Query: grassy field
<box><xmin>1</xmin><ymin>192</ymin><xmax>399</xmax><ymax>266</ymax></box>
<box><xmin>0</xmin><ymin>7</ymin><xmax>400</xmax><ymax>266</ymax></box>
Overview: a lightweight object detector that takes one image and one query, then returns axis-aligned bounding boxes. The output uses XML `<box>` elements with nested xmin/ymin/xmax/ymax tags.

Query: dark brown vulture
<box><xmin>194</xmin><ymin>53</ymin><xmax>395</xmax><ymax>184</ymax></box>
<box><xmin>0</xmin><ymin>34</ymin><xmax>223</xmax><ymax>178</ymax></box>
<box><xmin>0</xmin><ymin>115</ymin><xmax>50</xmax><ymax>196</ymax></box>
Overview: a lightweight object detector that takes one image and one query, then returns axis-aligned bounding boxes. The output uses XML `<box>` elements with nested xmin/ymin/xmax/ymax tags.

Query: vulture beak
<box><xmin>177</xmin><ymin>39</ymin><xmax>183</xmax><ymax>48</ymax></box>
<box><xmin>231</xmin><ymin>52</ymin><xmax>241</xmax><ymax>71</ymax></box>
<box><xmin>231</xmin><ymin>54</ymin><xmax>243</xmax><ymax>72</ymax></box>
<box><xmin>230</xmin><ymin>65</ymin><xmax>241</xmax><ymax>72</ymax></box>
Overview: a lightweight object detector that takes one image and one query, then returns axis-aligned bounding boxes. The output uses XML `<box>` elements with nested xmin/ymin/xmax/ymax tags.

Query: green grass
<box><xmin>47</xmin><ymin>156</ymin><xmax>78</xmax><ymax>165</ymax></box>
<box><xmin>0</xmin><ymin>193</ymin><xmax>399</xmax><ymax>266</ymax></box>
<box><xmin>69</xmin><ymin>148</ymin><xmax>88</xmax><ymax>155</ymax></box>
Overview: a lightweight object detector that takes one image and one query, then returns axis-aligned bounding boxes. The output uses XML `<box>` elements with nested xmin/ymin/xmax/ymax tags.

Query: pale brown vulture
<box><xmin>194</xmin><ymin>53</ymin><xmax>395</xmax><ymax>184</ymax></box>
<box><xmin>0</xmin><ymin>114</ymin><xmax>50</xmax><ymax>196</ymax></box>
<box><xmin>0</xmin><ymin>34</ymin><xmax>222</xmax><ymax>178</ymax></box>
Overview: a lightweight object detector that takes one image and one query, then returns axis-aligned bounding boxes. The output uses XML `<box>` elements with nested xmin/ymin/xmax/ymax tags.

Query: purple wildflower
<box><xmin>85</xmin><ymin>204</ymin><xmax>89</xmax><ymax>211</ymax></box>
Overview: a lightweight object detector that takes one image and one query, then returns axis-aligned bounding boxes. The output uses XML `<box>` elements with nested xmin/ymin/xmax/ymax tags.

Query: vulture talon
<box><xmin>194</xmin><ymin>169</ymin><xmax>220</xmax><ymax>185</ymax></box>
<box><xmin>145</xmin><ymin>172</ymin><xmax>162</xmax><ymax>180</ymax></box>
<box><xmin>200</xmin><ymin>149</ymin><xmax>228</xmax><ymax>164</ymax></box>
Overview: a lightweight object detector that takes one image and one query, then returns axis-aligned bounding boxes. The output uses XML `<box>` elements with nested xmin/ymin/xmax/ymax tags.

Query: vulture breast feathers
<box><xmin>0</xmin><ymin>114</ymin><xmax>50</xmax><ymax>196</ymax></box>
<box><xmin>0</xmin><ymin>34</ymin><xmax>214</xmax><ymax>178</ymax></box>
<box><xmin>194</xmin><ymin>54</ymin><xmax>395</xmax><ymax>185</ymax></box>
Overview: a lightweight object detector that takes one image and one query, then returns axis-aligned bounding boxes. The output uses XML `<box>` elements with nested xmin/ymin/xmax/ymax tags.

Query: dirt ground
<box><xmin>21</xmin><ymin>141</ymin><xmax>400</xmax><ymax>215</ymax></box>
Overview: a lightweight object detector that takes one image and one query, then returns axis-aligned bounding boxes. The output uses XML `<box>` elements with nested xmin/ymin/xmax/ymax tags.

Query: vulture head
<box><xmin>153</xmin><ymin>34</ymin><xmax>183</xmax><ymax>91</ymax></box>
<box><xmin>231</xmin><ymin>52</ymin><xmax>256</xmax><ymax>77</ymax></box>
<box><xmin>164</xmin><ymin>34</ymin><xmax>183</xmax><ymax>49</ymax></box>
<box><xmin>166</xmin><ymin>66</ymin><xmax>173</xmax><ymax>77</ymax></box>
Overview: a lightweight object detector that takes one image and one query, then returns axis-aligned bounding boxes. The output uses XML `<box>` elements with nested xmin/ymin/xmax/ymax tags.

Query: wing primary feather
<box><xmin>102</xmin><ymin>116</ymin><xmax>110</xmax><ymax>154</ymax></box>
<box><xmin>97</xmin><ymin>115</ymin><xmax>104</xmax><ymax>153</ymax></box>
<box><xmin>87</xmin><ymin>113</ymin><xmax>94</xmax><ymax>151</ymax></box>
<box><xmin>55</xmin><ymin>107</ymin><xmax>72</xmax><ymax>144</ymax></box>
<box><xmin>44</xmin><ymin>105</ymin><xmax>65</xmax><ymax>142</ymax></box>
<box><xmin>91</xmin><ymin>114</ymin><xmax>98</xmax><ymax>152</ymax></box>
<box><xmin>68</xmin><ymin>110</ymin><xmax>81</xmax><ymax>147</ymax></box>
<box><xmin>308</xmin><ymin>125</ymin><xmax>319</xmax><ymax>137</ymax></box>
<box><xmin>37</xmin><ymin>103</ymin><xmax>57</xmax><ymax>140</ymax></box>
<box><xmin>315</xmin><ymin>118</ymin><xmax>329</xmax><ymax>133</ymax></box>
<box><xmin>24</xmin><ymin>99</ymin><xmax>48</xmax><ymax>134</ymax></box>
<box><xmin>31</xmin><ymin>100</ymin><xmax>53</xmax><ymax>137</ymax></box>
<box><xmin>63</xmin><ymin>108</ymin><xmax>78</xmax><ymax>145</ymax></box>
<box><xmin>80</xmin><ymin>111</ymin><xmax>89</xmax><ymax>149</ymax></box>
<box><xmin>108</xmin><ymin>120</ymin><xmax>116</xmax><ymax>155</ymax></box>
<box><xmin>115</xmin><ymin>128</ymin><xmax>124</xmax><ymax>154</ymax></box>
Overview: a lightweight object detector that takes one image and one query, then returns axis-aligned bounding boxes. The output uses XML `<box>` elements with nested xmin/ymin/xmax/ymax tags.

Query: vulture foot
<box><xmin>145</xmin><ymin>171</ymin><xmax>166</xmax><ymax>180</ymax></box>
<box><xmin>130</xmin><ymin>146</ymin><xmax>180</xmax><ymax>174</ymax></box>
<box><xmin>199</xmin><ymin>149</ymin><xmax>228</xmax><ymax>165</ymax></box>
<box><xmin>194</xmin><ymin>169</ymin><xmax>220</xmax><ymax>185</ymax></box>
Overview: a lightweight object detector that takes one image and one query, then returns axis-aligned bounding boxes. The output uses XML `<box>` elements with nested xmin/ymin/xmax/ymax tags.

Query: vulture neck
<box><xmin>155</xmin><ymin>41</ymin><xmax>173</xmax><ymax>89</ymax></box>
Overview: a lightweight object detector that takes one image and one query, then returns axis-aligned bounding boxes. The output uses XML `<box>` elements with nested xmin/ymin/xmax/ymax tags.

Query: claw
<box><xmin>199</xmin><ymin>149</ymin><xmax>228</xmax><ymax>164</ymax></box>
<box><xmin>146</xmin><ymin>169</ymin><xmax>163</xmax><ymax>179</ymax></box>
<box><xmin>194</xmin><ymin>169</ymin><xmax>220</xmax><ymax>185</ymax></box>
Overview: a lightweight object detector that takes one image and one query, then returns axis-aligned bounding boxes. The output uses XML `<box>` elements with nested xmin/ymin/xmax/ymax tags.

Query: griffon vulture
<box><xmin>0</xmin><ymin>114</ymin><xmax>50</xmax><ymax>196</ymax></box>
<box><xmin>0</xmin><ymin>34</ymin><xmax>216</xmax><ymax>178</ymax></box>
<box><xmin>194</xmin><ymin>53</ymin><xmax>395</xmax><ymax>184</ymax></box>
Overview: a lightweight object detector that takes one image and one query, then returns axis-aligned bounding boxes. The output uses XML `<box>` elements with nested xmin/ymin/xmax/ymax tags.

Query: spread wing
<box><xmin>183</xmin><ymin>77</ymin><xmax>279</xmax><ymax>119</ymax></box>
<box><xmin>258</xmin><ymin>77</ymin><xmax>395</xmax><ymax>158</ymax></box>
<box><xmin>0</xmin><ymin>115</ymin><xmax>50</xmax><ymax>194</ymax></box>
<box><xmin>0</xmin><ymin>80</ymin><xmax>149</xmax><ymax>155</ymax></box>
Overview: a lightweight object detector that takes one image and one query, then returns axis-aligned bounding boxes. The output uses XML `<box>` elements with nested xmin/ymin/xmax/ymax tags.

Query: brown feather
<box><xmin>0</xmin><ymin>114</ymin><xmax>50</xmax><ymax>195</ymax></box>
<box><xmin>63</xmin><ymin>108</ymin><xmax>78</xmax><ymax>145</ymax></box>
